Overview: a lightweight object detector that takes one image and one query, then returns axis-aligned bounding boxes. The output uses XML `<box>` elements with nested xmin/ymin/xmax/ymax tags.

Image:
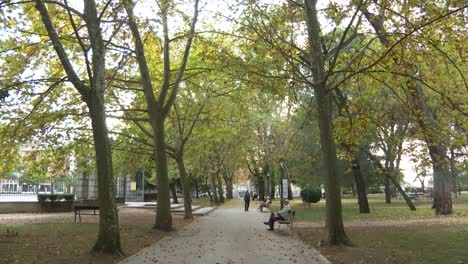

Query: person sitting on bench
<box><xmin>264</xmin><ymin>200</ymin><xmax>291</xmax><ymax>231</ymax></box>
<box><xmin>257</xmin><ymin>196</ymin><xmax>271</xmax><ymax>212</ymax></box>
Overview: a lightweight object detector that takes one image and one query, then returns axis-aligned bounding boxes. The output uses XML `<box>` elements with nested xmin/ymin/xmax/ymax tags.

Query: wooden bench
<box><xmin>74</xmin><ymin>205</ymin><xmax>99</xmax><ymax>223</ymax></box>
<box><xmin>277</xmin><ymin>210</ymin><xmax>295</xmax><ymax>230</ymax></box>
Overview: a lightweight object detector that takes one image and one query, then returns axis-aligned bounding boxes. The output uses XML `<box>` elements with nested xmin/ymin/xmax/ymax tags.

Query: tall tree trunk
<box><xmin>217</xmin><ymin>174</ymin><xmax>225</xmax><ymax>203</ymax></box>
<box><xmin>153</xmin><ymin>116</ymin><xmax>172</xmax><ymax>230</ymax></box>
<box><xmin>449</xmin><ymin>148</ymin><xmax>458</xmax><ymax>198</ymax></box>
<box><xmin>270</xmin><ymin>169</ymin><xmax>276</xmax><ymax>200</ymax></box>
<box><xmin>304</xmin><ymin>0</ymin><xmax>350</xmax><ymax>245</ymax></box>
<box><xmin>384</xmin><ymin>176</ymin><xmax>391</xmax><ymax>203</ymax></box>
<box><xmin>210</xmin><ymin>173</ymin><xmax>219</xmax><ymax>205</ymax></box>
<box><xmin>264</xmin><ymin>165</ymin><xmax>271</xmax><ymax>198</ymax></box>
<box><xmin>35</xmin><ymin>0</ymin><xmax>122</xmax><ymax>254</ymax></box>
<box><xmin>223</xmin><ymin>172</ymin><xmax>233</xmax><ymax>199</ymax></box>
<box><xmin>176</xmin><ymin>156</ymin><xmax>192</xmax><ymax>219</ymax></box>
<box><xmin>88</xmin><ymin>98</ymin><xmax>122</xmax><ymax>254</ymax></box>
<box><xmin>351</xmin><ymin>158</ymin><xmax>370</xmax><ymax>213</ymax></box>
<box><xmin>258</xmin><ymin>174</ymin><xmax>265</xmax><ymax>201</ymax></box>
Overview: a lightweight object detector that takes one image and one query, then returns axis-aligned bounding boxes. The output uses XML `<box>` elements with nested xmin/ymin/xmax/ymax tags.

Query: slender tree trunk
<box><xmin>223</xmin><ymin>173</ymin><xmax>233</xmax><ymax>199</ymax></box>
<box><xmin>217</xmin><ymin>174</ymin><xmax>225</xmax><ymax>203</ymax></box>
<box><xmin>384</xmin><ymin>176</ymin><xmax>391</xmax><ymax>203</ymax></box>
<box><xmin>258</xmin><ymin>174</ymin><xmax>265</xmax><ymax>201</ymax></box>
<box><xmin>210</xmin><ymin>173</ymin><xmax>219</xmax><ymax>205</ymax></box>
<box><xmin>449</xmin><ymin>148</ymin><xmax>458</xmax><ymax>198</ymax></box>
<box><xmin>388</xmin><ymin>175</ymin><xmax>416</xmax><ymax>210</ymax></box>
<box><xmin>176</xmin><ymin>156</ymin><xmax>192</xmax><ymax>219</ymax></box>
<box><xmin>270</xmin><ymin>170</ymin><xmax>276</xmax><ymax>200</ymax></box>
<box><xmin>304</xmin><ymin>0</ymin><xmax>350</xmax><ymax>245</ymax></box>
<box><xmin>352</xmin><ymin>158</ymin><xmax>370</xmax><ymax>213</ymax></box>
<box><xmin>264</xmin><ymin>165</ymin><xmax>271</xmax><ymax>198</ymax></box>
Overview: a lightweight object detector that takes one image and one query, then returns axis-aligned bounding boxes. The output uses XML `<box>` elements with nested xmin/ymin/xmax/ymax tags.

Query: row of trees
<box><xmin>0</xmin><ymin>0</ymin><xmax>466</xmax><ymax>253</ymax></box>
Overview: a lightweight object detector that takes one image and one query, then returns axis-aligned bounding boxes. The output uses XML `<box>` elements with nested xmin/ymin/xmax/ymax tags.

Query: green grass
<box><xmin>267</xmin><ymin>192</ymin><xmax>468</xmax><ymax>222</ymax></box>
<box><xmin>297</xmin><ymin>223</ymin><xmax>468</xmax><ymax>264</ymax></box>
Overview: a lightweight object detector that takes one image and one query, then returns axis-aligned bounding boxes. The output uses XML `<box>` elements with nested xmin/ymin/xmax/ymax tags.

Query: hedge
<box><xmin>37</xmin><ymin>194</ymin><xmax>75</xmax><ymax>203</ymax></box>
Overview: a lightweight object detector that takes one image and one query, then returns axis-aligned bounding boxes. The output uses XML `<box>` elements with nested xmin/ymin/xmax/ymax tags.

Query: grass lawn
<box><xmin>267</xmin><ymin>192</ymin><xmax>468</xmax><ymax>222</ymax></box>
<box><xmin>296</xmin><ymin>224</ymin><xmax>468</xmax><ymax>264</ymax></box>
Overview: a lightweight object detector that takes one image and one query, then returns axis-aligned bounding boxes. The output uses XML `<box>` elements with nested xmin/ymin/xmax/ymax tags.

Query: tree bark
<box><xmin>210</xmin><ymin>173</ymin><xmax>219</xmax><ymax>205</ymax></box>
<box><xmin>217</xmin><ymin>174</ymin><xmax>225</xmax><ymax>203</ymax></box>
<box><xmin>304</xmin><ymin>0</ymin><xmax>350</xmax><ymax>245</ymax></box>
<box><xmin>152</xmin><ymin>116</ymin><xmax>172</xmax><ymax>230</ymax></box>
<box><xmin>270</xmin><ymin>169</ymin><xmax>276</xmax><ymax>200</ymax></box>
<box><xmin>384</xmin><ymin>176</ymin><xmax>391</xmax><ymax>203</ymax></box>
<box><xmin>264</xmin><ymin>165</ymin><xmax>271</xmax><ymax>198</ymax></box>
<box><xmin>35</xmin><ymin>0</ymin><xmax>122</xmax><ymax>254</ymax></box>
<box><xmin>223</xmin><ymin>172</ymin><xmax>233</xmax><ymax>199</ymax></box>
<box><xmin>351</xmin><ymin>158</ymin><xmax>370</xmax><ymax>213</ymax></box>
<box><xmin>176</xmin><ymin>156</ymin><xmax>192</xmax><ymax>219</ymax></box>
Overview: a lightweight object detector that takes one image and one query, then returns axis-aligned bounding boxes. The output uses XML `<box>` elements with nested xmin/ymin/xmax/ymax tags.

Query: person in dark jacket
<box><xmin>244</xmin><ymin>190</ymin><xmax>251</xmax><ymax>211</ymax></box>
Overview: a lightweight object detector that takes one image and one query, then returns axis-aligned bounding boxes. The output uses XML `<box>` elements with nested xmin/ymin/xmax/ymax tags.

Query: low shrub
<box><xmin>37</xmin><ymin>194</ymin><xmax>75</xmax><ymax>203</ymax></box>
<box><xmin>300</xmin><ymin>186</ymin><xmax>321</xmax><ymax>207</ymax></box>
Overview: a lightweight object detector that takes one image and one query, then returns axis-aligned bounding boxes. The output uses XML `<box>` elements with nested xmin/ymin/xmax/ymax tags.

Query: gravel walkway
<box><xmin>120</xmin><ymin>206</ymin><xmax>329</xmax><ymax>264</ymax></box>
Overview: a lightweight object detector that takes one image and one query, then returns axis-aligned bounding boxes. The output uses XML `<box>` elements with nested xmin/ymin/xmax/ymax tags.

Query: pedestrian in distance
<box><xmin>244</xmin><ymin>190</ymin><xmax>251</xmax><ymax>211</ymax></box>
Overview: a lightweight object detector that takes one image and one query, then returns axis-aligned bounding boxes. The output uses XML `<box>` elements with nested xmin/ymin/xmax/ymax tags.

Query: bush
<box><xmin>37</xmin><ymin>194</ymin><xmax>75</xmax><ymax>203</ymax></box>
<box><xmin>300</xmin><ymin>186</ymin><xmax>321</xmax><ymax>206</ymax></box>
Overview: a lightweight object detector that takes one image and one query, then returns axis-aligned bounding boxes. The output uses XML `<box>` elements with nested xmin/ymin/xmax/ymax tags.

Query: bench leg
<box><xmin>79</xmin><ymin>211</ymin><xmax>81</xmax><ymax>223</ymax></box>
<box><xmin>74</xmin><ymin>211</ymin><xmax>77</xmax><ymax>223</ymax></box>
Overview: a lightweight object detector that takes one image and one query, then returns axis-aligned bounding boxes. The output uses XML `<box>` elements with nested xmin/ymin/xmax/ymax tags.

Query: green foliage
<box><xmin>300</xmin><ymin>186</ymin><xmax>321</xmax><ymax>204</ymax></box>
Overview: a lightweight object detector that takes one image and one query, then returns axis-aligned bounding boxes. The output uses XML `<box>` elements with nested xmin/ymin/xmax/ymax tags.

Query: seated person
<box><xmin>263</xmin><ymin>200</ymin><xmax>291</xmax><ymax>230</ymax></box>
<box><xmin>257</xmin><ymin>196</ymin><xmax>271</xmax><ymax>212</ymax></box>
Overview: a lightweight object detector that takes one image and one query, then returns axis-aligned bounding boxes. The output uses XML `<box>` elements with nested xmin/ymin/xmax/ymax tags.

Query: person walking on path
<box><xmin>244</xmin><ymin>190</ymin><xmax>251</xmax><ymax>211</ymax></box>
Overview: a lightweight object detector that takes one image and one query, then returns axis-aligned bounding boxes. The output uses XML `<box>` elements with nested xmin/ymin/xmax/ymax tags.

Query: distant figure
<box><xmin>264</xmin><ymin>200</ymin><xmax>291</xmax><ymax>230</ymax></box>
<box><xmin>244</xmin><ymin>190</ymin><xmax>251</xmax><ymax>211</ymax></box>
<box><xmin>257</xmin><ymin>196</ymin><xmax>271</xmax><ymax>212</ymax></box>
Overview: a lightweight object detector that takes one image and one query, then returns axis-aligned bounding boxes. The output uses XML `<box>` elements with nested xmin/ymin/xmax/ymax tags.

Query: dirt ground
<box><xmin>0</xmin><ymin>206</ymin><xmax>173</xmax><ymax>226</ymax></box>
<box><xmin>0</xmin><ymin>207</ymin><xmax>193</xmax><ymax>264</ymax></box>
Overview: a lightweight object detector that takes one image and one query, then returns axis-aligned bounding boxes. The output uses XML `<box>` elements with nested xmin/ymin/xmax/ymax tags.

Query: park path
<box><xmin>120</xmin><ymin>202</ymin><xmax>329</xmax><ymax>264</ymax></box>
